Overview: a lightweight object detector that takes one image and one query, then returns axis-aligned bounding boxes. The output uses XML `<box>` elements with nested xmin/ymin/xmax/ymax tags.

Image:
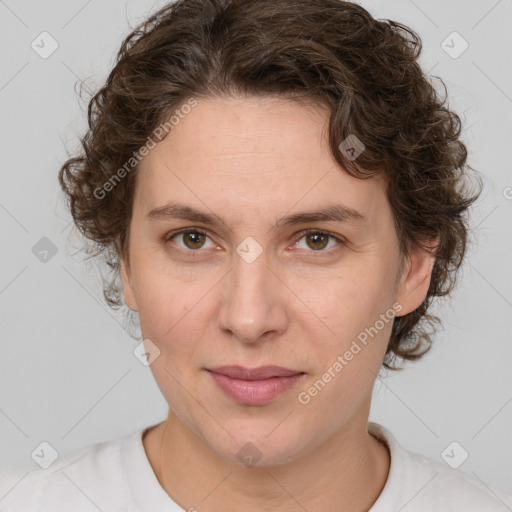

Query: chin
<box><xmin>202</xmin><ymin>421</ymin><xmax>311</xmax><ymax>468</ymax></box>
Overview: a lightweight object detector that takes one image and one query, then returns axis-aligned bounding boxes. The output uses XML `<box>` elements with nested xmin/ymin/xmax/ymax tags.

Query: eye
<box><xmin>293</xmin><ymin>229</ymin><xmax>343</xmax><ymax>252</ymax></box>
<box><xmin>165</xmin><ymin>229</ymin><xmax>216</xmax><ymax>252</ymax></box>
<box><xmin>164</xmin><ymin>228</ymin><xmax>343</xmax><ymax>255</ymax></box>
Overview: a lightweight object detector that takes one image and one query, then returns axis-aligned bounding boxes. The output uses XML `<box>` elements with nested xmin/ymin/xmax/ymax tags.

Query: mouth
<box><xmin>206</xmin><ymin>365</ymin><xmax>306</xmax><ymax>406</ymax></box>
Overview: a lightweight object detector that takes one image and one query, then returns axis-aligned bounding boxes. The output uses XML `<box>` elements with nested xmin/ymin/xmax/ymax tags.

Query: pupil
<box><xmin>185</xmin><ymin>232</ymin><xmax>205</xmax><ymax>249</ymax></box>
<box><xmin>308</xmin><ymin>233</ymin><xmax>328</xmax><ymax>250</ymax></box>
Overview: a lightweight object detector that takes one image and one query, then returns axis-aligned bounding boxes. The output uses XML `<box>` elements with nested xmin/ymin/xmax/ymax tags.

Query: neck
<box><xmin>143</xmin><ymin>405</ymin><xmax>390</xmax><ymax>511</ymax></box>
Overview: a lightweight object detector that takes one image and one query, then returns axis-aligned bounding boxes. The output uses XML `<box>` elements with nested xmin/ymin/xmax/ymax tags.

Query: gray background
<box><xmin>1</xmin><ymin>0</ymin><xmax>511</xmax><ymax>497</ymax></box>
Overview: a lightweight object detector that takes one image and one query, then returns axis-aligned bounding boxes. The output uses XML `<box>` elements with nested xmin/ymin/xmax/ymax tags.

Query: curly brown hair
<box><xmin>58</xmin><ymin>0</ymin><xmax>482</xmax><ymax>370</ymax></box>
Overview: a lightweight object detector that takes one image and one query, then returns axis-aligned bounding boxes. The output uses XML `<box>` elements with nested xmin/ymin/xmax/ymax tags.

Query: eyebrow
<box><xmin>146</xmin><ymin>201</ymin><xmax>367</xmax><ymax>228</ymax></box>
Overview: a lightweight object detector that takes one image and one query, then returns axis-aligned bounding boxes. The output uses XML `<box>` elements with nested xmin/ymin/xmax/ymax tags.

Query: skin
<box><xmin>120</xmin><ymin>95</ymin><xmax>437</xmax><ymax>511</ymax></box>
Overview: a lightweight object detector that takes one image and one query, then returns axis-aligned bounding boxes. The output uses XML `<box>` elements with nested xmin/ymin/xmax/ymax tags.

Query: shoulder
<box><xmin>369</xmin><ymin>422</ymin><xmax>512</xmax><ymax>512</ymax></box>
<box><xmin>404</xmin><ymin>449</ymin><xmax>512</xmax><ymax>511</ymax></box>
<box><xmin>0</xmin><ymin>431</ymin><xmax>138</xmax><ymax>512</ymax></box>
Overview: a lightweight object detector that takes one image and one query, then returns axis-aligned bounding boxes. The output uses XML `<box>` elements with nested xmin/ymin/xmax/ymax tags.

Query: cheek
<box><xmin>295</xmin><ymin>282</ymin><xmax>394</xmax><ymax>421</ymax></box>
<box><xmin>295</xmin><ymin>261</ymin><xmax>396</xmax><ymax>344</ymax></box>
<box><xmin>129</xmin><ymin>246</ymin><xmax>213</xmax><ymax>334</ymax></box>
<box><xmin>291</xmin><ymin>263</ymin><xmax>396</xmax><ymax>411</ymax></box>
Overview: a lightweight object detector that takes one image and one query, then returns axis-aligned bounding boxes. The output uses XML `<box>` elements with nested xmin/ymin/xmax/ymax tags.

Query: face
<box><xmin>121</xmin><ymin>95</ymin><xmax>435</xmax><ymax>466</ymax></box>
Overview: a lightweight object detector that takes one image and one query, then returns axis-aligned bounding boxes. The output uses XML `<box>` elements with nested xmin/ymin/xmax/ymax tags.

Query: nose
<box><xmin>217</xmin><ymin>244</ymin><xmax>289</xmax><ymax>344</ymax></box>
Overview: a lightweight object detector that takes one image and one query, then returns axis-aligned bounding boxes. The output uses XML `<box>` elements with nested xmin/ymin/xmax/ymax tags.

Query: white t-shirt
<box><xmin>1</xmin><ymin>422</ymin><xmax>511</xmax><ymax>511</ymax></box>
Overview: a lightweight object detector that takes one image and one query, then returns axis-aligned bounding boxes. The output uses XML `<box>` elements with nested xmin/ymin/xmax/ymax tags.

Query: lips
<box><xmin>208</xmin><ymin>365</ymin><xmax>303</xmax><ymax>380</ymax></box>
<box><xmin>206</xmin><ymin>365</ymin><xmax>306</xmax><ymax>405</ymax></box>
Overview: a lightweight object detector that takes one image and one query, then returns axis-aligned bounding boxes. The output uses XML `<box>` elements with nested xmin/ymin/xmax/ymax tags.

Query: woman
<box><xmin>1</xmin><ymin>0</ymin><xmax>511</xmax><ymax>510</ymax></box>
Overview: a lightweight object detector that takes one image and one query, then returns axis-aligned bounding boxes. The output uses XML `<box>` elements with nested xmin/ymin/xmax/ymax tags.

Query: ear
<box><xmin>120</xmin><ymin>256</ymin><xmax>138</xmax><ymax>312</ymax></box>
<box><xmin>395</xmin><ymin>237</ymin><xmax>439</xmax><ymax>316</ymax></box>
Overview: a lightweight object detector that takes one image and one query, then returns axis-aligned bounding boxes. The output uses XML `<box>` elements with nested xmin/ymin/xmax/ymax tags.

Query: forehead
<box><xmin>134</xmin><ymin>96</ymin><xmax>388</xmax><ymax>228</ymax></box>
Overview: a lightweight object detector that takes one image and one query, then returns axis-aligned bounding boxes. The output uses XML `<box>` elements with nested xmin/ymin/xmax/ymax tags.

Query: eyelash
<box><xmin>164</xmin><ymin>228</ymin><xmax>344</xmax><ymax>256</ymax></box>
